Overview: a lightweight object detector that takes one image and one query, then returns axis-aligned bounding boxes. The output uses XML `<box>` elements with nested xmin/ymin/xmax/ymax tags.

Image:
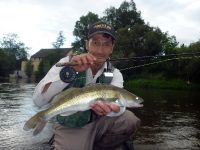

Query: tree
<box><xmin>182</xmin><ymin>40</ymin><xmax>200</xmax><ymax>82</ymax></box>
<box><xmin>52</xmin><ymin>31</ymin><xmax>66</xmax><ymax>48</ymax></box>
<box><xmin>72</xmin><ymin>12</ymin><xmax>100</xmax><ymax>51</ymax></box>
<box><xmin>102</xmin><ymin>1</ymin><xmax>178</xmax><ymax>58</ymax></box>
<box><xmin>0</xmin><ymin>34</ymin><xmax>29</xmax><ymax>71</ymax></box>
<box><xmin>0</xmin><ymin>33</ymin><xmax>29</xmax><ymax>60</ymax></box>
<box><xmin>0</xmin><ymin>34</ymin><xmax>29</xmax><ymax>75</ymax></box>
<box><xmin>102</xmin><ymin>0</ymin><xmax>144</xmax><ymax>30</ymax></box>
<box><xmin>0</xmin><ymin>49</ymin><xmax>16</xmax><ymax>76</ymax></box>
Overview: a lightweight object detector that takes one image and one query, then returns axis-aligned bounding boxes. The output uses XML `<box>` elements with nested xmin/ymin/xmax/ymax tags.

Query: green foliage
<box><xmin>72</xmin><ymin>12</ymin><xmax>100</xmax><ymax>51</ymax></box>
<box><xmin>102</xmin><ymin>0</ymin><xmax>144</xmax><ymax>30</ymax></box>
<box><xmin>162</xmin><ymin>34</ymin><xmax>178</xmax><ymax>53</ymax></box>
<box><xmin>0</xmin><ymin>49</ymin><xmax>16</xmax><ymax>76</ymax></box>
<box><xmin>0</xmin><ymin>33</ymin><xmax>29</xmax><ymax>60</ymax></box>
<box><xmin>159</xmin><ymin>40</ymin><xmax>200</xmax><ymax>83</ymax></box>
<box><xmin>188</xmin><ymin>40</ymin><xmax>200</xmax><ymax>52</ymax></box>
<box><xmin>0</xmin><ymin>34</ymin><xmax>29</xmax><ymax>77</ymax></box>
<box><xmin>113</xmin><ymin>24</ymin><xmax>168</xmax><ymax>58</ymax></box>
<box><xmin>125</xmin><ymin>78</ymin><xmax>200</xmax><ymax>90</ymax></box>
<box><xmin>52</xmin><ymin>31</ymin><xmax>66</xmax><ymax>48</ymax></box>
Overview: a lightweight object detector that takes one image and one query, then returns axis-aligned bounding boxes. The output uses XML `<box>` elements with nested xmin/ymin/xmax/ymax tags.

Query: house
<box><xmin>21</xmin><ymin>48</ymin><xmax>73</xmax><ymax>73</ymax></box>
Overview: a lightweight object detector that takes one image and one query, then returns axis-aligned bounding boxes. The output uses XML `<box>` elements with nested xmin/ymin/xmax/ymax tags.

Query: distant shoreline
<box><xmin>1</xmin><ymin>77</ymin><xmax>200</xmax><ymax>90</ymax></box>
<box><xmin>125</xmin><ymin>78</ymin><xmax>200</xmax><ymax>90</ymax></box>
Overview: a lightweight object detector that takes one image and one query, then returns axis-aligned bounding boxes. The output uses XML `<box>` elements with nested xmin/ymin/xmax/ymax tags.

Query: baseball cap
<box><xmin>88</xmin><ymin>21</ymin><xmax>116</xmax><ymax>40</ymax></box>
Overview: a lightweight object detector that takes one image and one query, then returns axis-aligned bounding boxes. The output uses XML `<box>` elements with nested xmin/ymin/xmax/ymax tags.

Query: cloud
<box><xmin>0</xmin><ymin>0</ymin><xmax>125</xmax><ymax>55</ymax></box>
<box><xmin>0</xmin><ymin>0</ymin><xmax>199</xmax><ymax>56</ymax></box>
<box><xmin>134</xmin><ymin>0</ymin><xmax>200</xmax><ymax>44</ymax></box>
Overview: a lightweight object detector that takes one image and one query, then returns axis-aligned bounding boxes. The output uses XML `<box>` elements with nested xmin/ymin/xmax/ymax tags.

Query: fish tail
<box><xmin>23</xmin><ymin>111</ymin><xmax>46</xmax><ymax>136</ymax></box>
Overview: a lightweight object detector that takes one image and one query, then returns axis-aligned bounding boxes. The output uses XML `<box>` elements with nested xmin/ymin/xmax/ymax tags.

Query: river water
<box><xmin>0</xmin><ymin>81</ymin><xmax>52</xmax><ymax>150</ymax></box>
<box><xmin>0</xmin><ymin>80</ymin><xmax>199</xmax><ymax>150</ymax></box>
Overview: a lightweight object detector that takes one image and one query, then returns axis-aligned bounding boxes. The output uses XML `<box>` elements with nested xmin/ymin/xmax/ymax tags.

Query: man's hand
<box><xmin>90</xmin><ymin>100</ymin><xmax>120</xmax><ymax>116</ymax></box>
<box><xmin>71</xmin><ymin>53</ymin><xmax>96</xmax><ymax>72</ymax></box>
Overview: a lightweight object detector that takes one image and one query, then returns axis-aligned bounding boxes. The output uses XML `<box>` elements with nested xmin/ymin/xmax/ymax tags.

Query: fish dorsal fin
<box><xmin>49</xmin><ymin>87</ymin><xmax>81</xmax><ymax>105</ymax></box>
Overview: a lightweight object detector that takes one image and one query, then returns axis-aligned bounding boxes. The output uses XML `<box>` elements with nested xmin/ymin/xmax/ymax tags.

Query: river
<box><xmin>0</xmin><ymin>80</ymin><xmax>52</xmax><ymax>150</ymax></box>
<box><xmin>0</xmin><ymin>80</ymin><xmax>199</xmax><ymax>150</ymax></box>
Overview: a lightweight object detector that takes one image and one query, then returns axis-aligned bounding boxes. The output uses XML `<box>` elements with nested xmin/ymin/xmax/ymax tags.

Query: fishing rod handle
<box><xmin>56</xmin><ymin>62</ymin><xmax>77</xmax><ymax>67</ymax></box>
<box><xmin>55</xmin><ymin>58</ymin><xmax>106</xmax><ymax>67</ymax></box>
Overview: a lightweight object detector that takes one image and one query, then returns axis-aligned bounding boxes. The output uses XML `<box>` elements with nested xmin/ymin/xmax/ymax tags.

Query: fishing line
<box><xmin>110</xmin><ymin>51</ymin><xmax>200</xmax><ymax>62</ymax></box>
<box><xmin>58</xmin><ymin>52</ymin><xmax>200</xmax><ymax>80</ymax></box>
<box><xmin>119</xmin><ymin>56</ymin><xmax>200</xmax><ymax>71</ymax></box>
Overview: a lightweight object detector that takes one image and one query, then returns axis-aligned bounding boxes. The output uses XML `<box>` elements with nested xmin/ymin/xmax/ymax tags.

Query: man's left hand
<box><xmin>90</xmin><ymin>100</ymin><xmax>120</xmax><ymax>116</ymax></box>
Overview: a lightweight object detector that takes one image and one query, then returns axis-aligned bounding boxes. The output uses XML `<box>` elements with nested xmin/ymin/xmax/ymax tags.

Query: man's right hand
<box><xmin>70</xmin><ymin>53</ymin><xmax>97</xmax><ymax>72</ymax></box>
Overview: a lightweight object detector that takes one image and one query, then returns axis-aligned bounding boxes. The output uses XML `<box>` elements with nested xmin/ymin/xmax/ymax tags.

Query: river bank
<box><xmin>125</xmin><ymin>78</ymin><xmax>200</xmax><ymax>90</ymax></box>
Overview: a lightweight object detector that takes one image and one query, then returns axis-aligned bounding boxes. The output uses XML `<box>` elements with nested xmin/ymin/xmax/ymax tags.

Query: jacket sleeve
<box><xmin>110</xmin><ymin>68</ymin><xmax>124</xmax><ymax>88</ymax></box>
<box><xmin>33</xmin><ymin>56</ymin><xmax>70</xmax><ymax>108</ymax></box>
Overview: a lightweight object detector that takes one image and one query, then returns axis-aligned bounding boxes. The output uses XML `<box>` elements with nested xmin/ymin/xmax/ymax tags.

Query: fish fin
<box><xmin>23</xmin><ymin>111</ymin><xmax>47</xmax><ymax>136</ymax></box>
<box><xmin>33</xmin><ymin>119</ymin><xmax>46</xmax><ymax>136</ymax></box>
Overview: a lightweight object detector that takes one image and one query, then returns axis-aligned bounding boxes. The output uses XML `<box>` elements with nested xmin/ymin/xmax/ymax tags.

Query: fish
<box><xmin>23</xmin><ymin>84</ymin><xmax>143</xmax><ymax>135</ymax></box>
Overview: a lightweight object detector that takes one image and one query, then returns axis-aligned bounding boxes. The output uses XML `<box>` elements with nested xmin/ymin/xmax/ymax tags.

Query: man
<box><xmin>33</xmin><ymin>21</ymin><xmax>140</xmax><ymax>150</ymax></box>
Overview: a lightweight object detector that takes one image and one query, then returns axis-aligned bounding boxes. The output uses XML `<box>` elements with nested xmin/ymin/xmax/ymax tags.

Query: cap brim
<box><xmin>88</xmin><ymin>31</ymin><xmax>116</xmax><ymax>40</ymax></box>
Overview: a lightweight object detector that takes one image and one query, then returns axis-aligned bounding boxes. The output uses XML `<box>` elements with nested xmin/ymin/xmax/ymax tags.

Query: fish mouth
<box><xmin>125</xmin><ymin>96</ymin><xmax>144</xmax><ymax>108</ymax></box>
<box><xmin>126</xmin><ymin>101</ymin><xmax>144</xmax><ymax>108</ymax></box>
<box><xmin>132</xmin><ymin>103</ymin><xmax>144</xmax><ymax>108</ymax></box>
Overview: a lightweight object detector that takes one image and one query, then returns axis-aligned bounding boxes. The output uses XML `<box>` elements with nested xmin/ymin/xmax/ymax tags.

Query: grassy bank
<box><xmin>125</xmin><ymin>78</ymin><xmax>200</xmax><ymax>90</ymax></box>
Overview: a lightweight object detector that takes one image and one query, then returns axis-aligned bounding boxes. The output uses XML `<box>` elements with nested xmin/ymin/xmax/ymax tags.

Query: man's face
<box><xmin>86</xmin><ymin>33</ymin><xmax>114</xmax><ymax>60</ymax></box>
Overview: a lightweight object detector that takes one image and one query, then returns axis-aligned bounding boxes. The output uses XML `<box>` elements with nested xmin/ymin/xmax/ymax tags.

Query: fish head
<box><xmin>119</xmin><ymin>91</ymin><xmax>144</xmax><ymax>108</ymax></box>
<box><xmin>125</xmin><ymin>96</ymin><xmax>144</xmax><ymax>108</ymax></box>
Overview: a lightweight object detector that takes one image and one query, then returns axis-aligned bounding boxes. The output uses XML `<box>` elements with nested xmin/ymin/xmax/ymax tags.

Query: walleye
<box><xmin>23</xmin><ymin>84</ymin><xmax>143</xmax><ymax>135</ymax></box>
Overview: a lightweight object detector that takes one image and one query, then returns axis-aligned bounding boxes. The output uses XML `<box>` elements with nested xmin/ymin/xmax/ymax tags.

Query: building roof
<box><xmin>31</xmin><ymin>48</ymin><xmax>72</xmax><ymax>58</ymax></box>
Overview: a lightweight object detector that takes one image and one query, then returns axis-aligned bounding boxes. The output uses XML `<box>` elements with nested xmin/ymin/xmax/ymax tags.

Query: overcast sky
<box><xmin>0</xmin><ymin>0</ymin><xmax>199</xmax><ymax>56</ymax></box>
